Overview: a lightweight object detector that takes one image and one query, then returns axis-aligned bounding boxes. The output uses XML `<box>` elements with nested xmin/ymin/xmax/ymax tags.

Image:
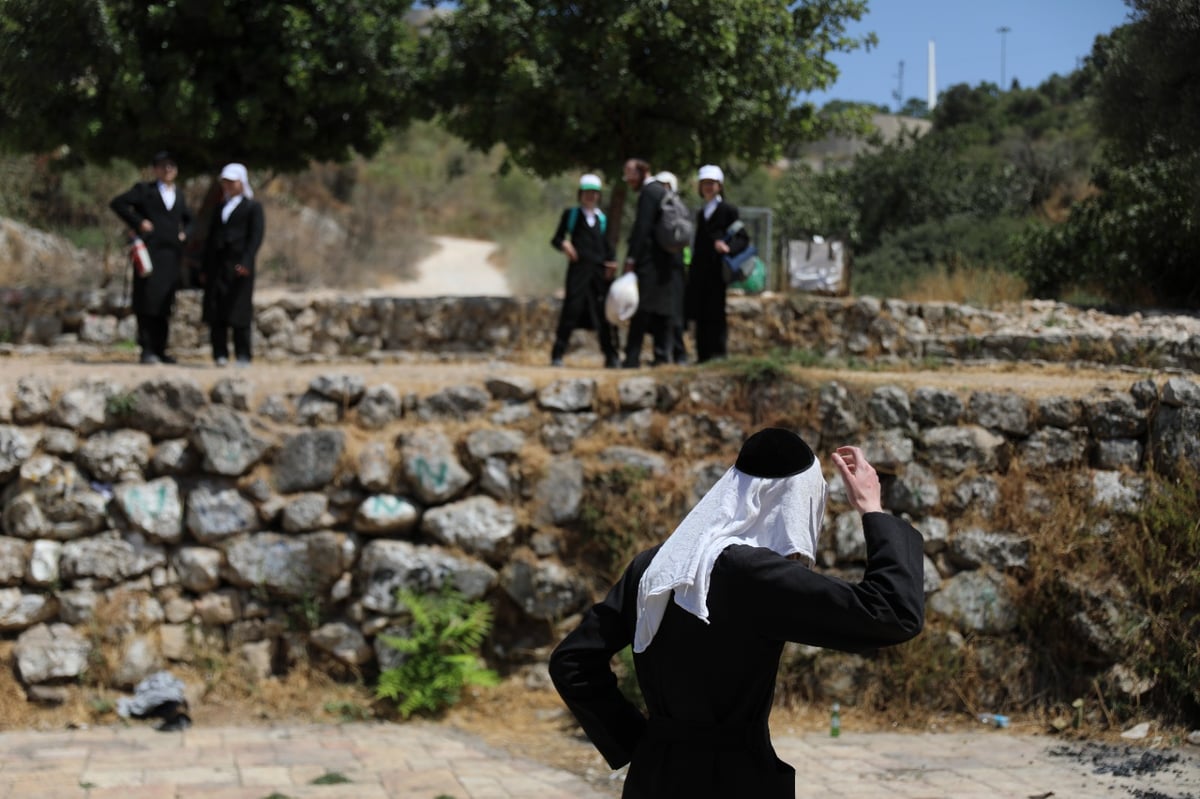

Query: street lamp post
<box><xmin>997</xmin><ymin>26</ymin><xmax>1011</xmax><ymax>89</ymax></box>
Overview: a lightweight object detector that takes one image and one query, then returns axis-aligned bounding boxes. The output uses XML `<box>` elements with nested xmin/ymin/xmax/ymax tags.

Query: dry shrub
<box><xmin>901</xmin><ymin>264</ymin><xmax>1028</xmax><ymax>307</ymax></box>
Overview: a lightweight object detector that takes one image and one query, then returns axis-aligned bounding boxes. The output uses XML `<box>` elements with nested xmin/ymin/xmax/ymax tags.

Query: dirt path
<box><xmin>254</xmin><ymin>235</ymin><xmax>508</xmax><ymax>304</ymax></box>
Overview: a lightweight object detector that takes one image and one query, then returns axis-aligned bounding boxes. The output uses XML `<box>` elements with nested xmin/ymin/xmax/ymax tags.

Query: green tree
<box><xmin>420</xmin><ymin>0</ymin><xmax>875</xmax><ymax>232</ymax></box>
<box><xmin>0</xmin><ymin>0</ymin><xmax>421</xmax><ymax>173</ymax></box>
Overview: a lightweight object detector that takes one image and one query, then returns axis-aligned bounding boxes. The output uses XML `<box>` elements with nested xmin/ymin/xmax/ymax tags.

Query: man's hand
<box><xmin>831</xmin><ymin>446</ymin><xmax>883</xmax><ymax>514</ymax></box>
<box><xmin>139</xmin><ymin>220</ymin><xmax>154</xmax><ymax>234</ymax></box>
<box><xmin>234</xmin><ymin>264</ymin><xmax>250</xmax><ymax>277</ymax></box>
<box><xmin>603</xmin><ymin>261</ymin><xmax>618</xmax><ymax>279</ymax></box>
<box><xmin>562</xmin><ymin>241</ymin><xmax>578</xmax><ymax>262</ymax></box>
<box><xmin>623</xmin><ymin>257</ymin><xmax>636</xmax><ymax>274</ymax></box>
<box><xmin>714</xmin><ymin>240</ymin><xmax>731</xmax><ymax>254</ymax></box>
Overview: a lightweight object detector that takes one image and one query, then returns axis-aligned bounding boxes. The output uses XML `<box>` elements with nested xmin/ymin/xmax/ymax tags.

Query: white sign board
<box><xmin>787</xmin><ymin>237</ymin><xmax>846</xmax><ymax>294</ymax></box>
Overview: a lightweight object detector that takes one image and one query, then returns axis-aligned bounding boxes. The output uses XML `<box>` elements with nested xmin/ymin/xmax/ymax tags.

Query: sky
<box><xmin>805</xmin><ymin>0</ymin><xmax>1133</xmax><ymax>110</ymax></box>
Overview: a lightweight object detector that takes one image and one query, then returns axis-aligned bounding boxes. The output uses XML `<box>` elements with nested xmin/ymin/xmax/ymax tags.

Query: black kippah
<box><xmin>734</xmin><ymin>427</ymin><xmax>816</xmax><ymax>478</ymax></box>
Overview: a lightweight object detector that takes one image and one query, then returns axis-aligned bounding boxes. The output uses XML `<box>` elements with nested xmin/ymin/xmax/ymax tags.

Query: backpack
<box><xmin>654</xmin><ymin>187</ymin><xmax>694</xmax><ymax>253</ymax></box>
<box><xmin>567</xmin><ymin>206</ymin><xmax>607</xmax><ymax>237</ymax></box>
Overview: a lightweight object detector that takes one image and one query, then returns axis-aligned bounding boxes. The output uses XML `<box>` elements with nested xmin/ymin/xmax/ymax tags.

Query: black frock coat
<box><xmin>551</xmin><ymin>207</ymin><xmax>616</xmax><ymax>331</ymax></box>
<box><xmin>109</xmin><ymin>181</ymin><xmax>192</xmax><ymax>316</ymax></box>
<box><xmin>202</xmin><ymin>197</ymin><xmax>265</xmax><ymax>328</ymax></box>
<box><xmin>686</xmin><ymin>200</ymin><xmax>749</xmax><ymax>322</ymax></box>
<box><xmin>549</xmin><ymin>512</ymin><xmax>925</xmax><ymax>799</ymax></box>
<box><xmin>625</xmin><ymin>180</ymin><xmax>677</xmax><ymax>317</ymax></box>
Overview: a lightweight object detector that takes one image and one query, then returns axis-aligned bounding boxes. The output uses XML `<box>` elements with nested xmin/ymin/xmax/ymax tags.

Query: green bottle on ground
<box><xmin>830</xmin><ymin>702</ymin><xmax>841</xmax><ymax>738</ymax></box>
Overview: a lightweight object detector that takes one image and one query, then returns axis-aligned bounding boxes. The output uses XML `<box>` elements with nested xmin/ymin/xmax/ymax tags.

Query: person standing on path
<box><xmin>201</xmin><ymin>163</ymin><xmax>264</xmax><ymax>366</ymax></box>
<box><xmin>620</xmin><ymin>158</ymin><xmax>676</xmax><ymax>368</ymax></box>
<box><xmin>109</xmin><ymin>151</ymin><xmax>192</xmax><ymax>364</ymax></box>
<box><xmin>685</xmin><ymin>164</ymin><xmax>749</xmax><ymax>363</ymax></box>
<box><xmin>549</xmin><ymin>428</ymin><xmax>925</xmax><ymax>799</ymax></box>
<box><xmin>549</xmin><ymin>174</ymin><xmax>621</xmax><ymax>368</ymax></box>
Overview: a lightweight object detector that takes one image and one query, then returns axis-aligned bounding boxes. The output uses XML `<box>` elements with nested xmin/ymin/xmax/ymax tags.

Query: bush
<box><xmin>375</xmin><ymin>586</ymin><xmax>500</xmax><ymax>718</ymax></box>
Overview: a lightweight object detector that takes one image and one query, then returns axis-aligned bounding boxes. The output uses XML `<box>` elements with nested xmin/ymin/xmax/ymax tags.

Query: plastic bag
<box><xmin>605</xmin><ymin>272</ymin><xmax>639</xmax><ymax>326</ymax></box>
<box><xmin>130</xmin><ymin>236</ymin><xmax>154</xmax><ymax>277</ymax></box>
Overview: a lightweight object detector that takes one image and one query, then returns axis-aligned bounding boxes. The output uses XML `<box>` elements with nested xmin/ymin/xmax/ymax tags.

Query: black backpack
<box><xmin>654</xmin><ymin>187</ymin><xmax>694</xmax><ymax>253</ymax></box>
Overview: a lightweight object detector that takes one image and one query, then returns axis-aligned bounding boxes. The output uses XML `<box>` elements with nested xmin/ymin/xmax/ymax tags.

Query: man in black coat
<box><xmin>109</xmin><ymin>151</ymin><xmax>192</xmax><ymax>364</ymax></box>
<box><xmin>620</xmin><ymin>158</ymin><xmax>678</xmax><ymax>368</ymax></box>
<box><xmin>201</xmin><ymin>163</ymin><xmax>264</xmax><ymax>365</ymax></box>
<box><xmin>550</xmin><ymin>428</ymin><xmax>925</xmax><ymax>799</ymax></box>
<box><xmin>686</xmin><ymin>164</ymin><xmax>750</xmax><ymax>363</ymax></box>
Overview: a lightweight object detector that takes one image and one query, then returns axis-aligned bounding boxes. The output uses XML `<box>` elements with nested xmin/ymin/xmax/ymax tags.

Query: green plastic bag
<box><xmin>730</xmin><ymin>255</ymin><xmax>766</xmax><ymax>293</ymax></box>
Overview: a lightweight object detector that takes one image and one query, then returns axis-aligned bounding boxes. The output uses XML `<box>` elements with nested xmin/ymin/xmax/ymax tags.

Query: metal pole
<box><xmin>997</xmin><ymin>26</ymin><xmax>1011</xmax><ymax>88</ymax></box>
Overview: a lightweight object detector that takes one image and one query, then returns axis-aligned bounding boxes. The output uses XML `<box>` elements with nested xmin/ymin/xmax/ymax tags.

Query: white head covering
<box><xmin>579</xmin><ymin>173</ymin><xmax>602</xmax><ymax>191</ymax></box>
<box><xmin>698</xmin><ymin>164</ymin><xmax>724</xmax><ymax>184</ymax></box>
<box><xmin>633</xmin><ymin>429</ymin><xmax>827</xmax><ymax>653</ymax></box>
<box><xmin>219</xmin><ymin>163</ymin><xmax>254</xmax><ymax>198</ymax></box>
<box><xmin>654</xmin><ymin>171</ymin><xmax>678</xmax><ymax>192</ymax></box>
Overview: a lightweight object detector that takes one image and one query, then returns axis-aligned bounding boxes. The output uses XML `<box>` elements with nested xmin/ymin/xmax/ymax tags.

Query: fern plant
<box><xmin>375</xmin><ymin>586</ymin><xmax>500</xmax><ymax>718</ymax></box>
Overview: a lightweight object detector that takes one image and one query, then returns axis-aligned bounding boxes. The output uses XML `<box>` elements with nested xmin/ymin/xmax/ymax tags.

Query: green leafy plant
<box><xmin>375</xmin><ymin>586</ymin><xmax>500</xmax><ymax>718</ymax></box>
<box><xmin>311</xmin><ymin>772</ymin><xmax>351</xmax><ymax>785</ymax></box>
<box><xmin>104</xmin><ymin>391</ymin><xmax>136</xmax><ymax>418</ymax></box>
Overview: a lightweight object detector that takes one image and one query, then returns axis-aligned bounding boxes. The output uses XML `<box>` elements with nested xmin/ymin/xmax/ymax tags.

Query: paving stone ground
<box><xmin>0</xmin><ymin>722</ymin><xmax>1196</xmax><ymax>799</ymax></box>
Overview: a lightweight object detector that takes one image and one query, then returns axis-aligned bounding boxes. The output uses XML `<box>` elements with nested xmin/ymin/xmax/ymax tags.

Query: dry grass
<box><xmin>900</xmin><ymin>264</ymin><xmax>1029</xmax><ymax>307</ymax></box>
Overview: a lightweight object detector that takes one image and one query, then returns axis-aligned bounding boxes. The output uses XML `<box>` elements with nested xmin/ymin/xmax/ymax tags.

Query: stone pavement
<box><xmin>0</xmin><ymin>721</ymin><xmax>1197</xmax><ymax>799</ymax></box>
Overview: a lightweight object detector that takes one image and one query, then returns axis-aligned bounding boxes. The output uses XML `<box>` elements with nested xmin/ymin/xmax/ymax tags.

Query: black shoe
<box><xmin>140</xmin><ymin>352</ymin><xmax>160</xmax><ymax>365</ymax></box>
<box><xmin>550</xmin><ymin>358</ymin><xmax>564</xmax><ymax>367</ymax></box>
<box><xmin>604</xmin><ymin>356</ymin><xmax>620</xmax><ymax>369</ymax></box>
<box><xmin>158</xmin><ymin>354</ymin><xmax>177</xmax><ymax>364</ymax></box>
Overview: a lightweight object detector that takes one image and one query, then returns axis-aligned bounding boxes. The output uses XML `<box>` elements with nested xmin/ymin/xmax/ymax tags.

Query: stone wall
<box><xmin>2</xmin><ymin>365</ymin><xmax>1199</xmax><ymax>713</ymax></box>
<box><xmin>3</xmin><ymin>287</ymin><xmax>1200</xmax><ymax>371</ymax></box>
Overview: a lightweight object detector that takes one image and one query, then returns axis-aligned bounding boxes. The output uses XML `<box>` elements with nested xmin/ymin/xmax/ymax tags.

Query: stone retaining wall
<box><xmin>2</xmin><ymin>365</ymin><xmax>1199</xmax><ymax>714</ymax></box>
<box><xmin>4</xmin><ymin>288</ymin><xmax>1200</xmax><ymax>371</ymax></box>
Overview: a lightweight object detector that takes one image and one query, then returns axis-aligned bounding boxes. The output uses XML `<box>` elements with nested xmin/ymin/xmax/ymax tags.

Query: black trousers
<box><xmin>623</xmin><ymin>310</ymin><xmax>671</xmax><ymax>367</ymax></box>
<box><xmin>210</xmin><ymin>324</ymin><xmax>252</xmax><ymax>362</ymax></box>
<box><xmin>694</xmin><ymin>317</ymin><xmax>728</xmax><ymax>363</ymax></box>
<box><xmin>551</xmin><ymin>301</ymin><xmax>620</xmax><ymax>365</ymax></box>
<box><xmin>137</xmin><ymin>314</ymin><xmax>170</xmax><ymax>358</ymax></box>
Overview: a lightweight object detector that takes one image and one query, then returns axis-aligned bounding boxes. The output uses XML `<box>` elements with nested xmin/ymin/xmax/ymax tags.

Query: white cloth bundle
<box><xmin>633</xmin><ymin>460</ymin><xmax>827</xmax><ymax>653</ymax></box>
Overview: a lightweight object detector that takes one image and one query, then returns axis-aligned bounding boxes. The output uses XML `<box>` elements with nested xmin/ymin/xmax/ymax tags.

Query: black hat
<box><xmin>734</xmin><ymin>427</ymin><xmax>816</xmax><ymax>478</ymax></box>
<box><xmin>152</xmin><ymin>151</ymin><xmax>176</xmax><ymax>166</ymax></box>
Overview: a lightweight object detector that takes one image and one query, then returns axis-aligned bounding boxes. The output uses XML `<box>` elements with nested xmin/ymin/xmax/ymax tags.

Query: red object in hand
<box><xmin>130</xmin><ymin>237</ymin><xmax>154</xmax><ymax>277</ymax></box>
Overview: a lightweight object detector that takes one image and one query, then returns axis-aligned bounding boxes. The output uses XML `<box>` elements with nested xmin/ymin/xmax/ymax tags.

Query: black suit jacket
<box><xmin>686</xmin><ymin>200</ymin><xmax>749</xmax><ymax>322</ymax></box>
<box><xmin>202</xmin><ymin>197</ymin><xmax>265</xmax><ymax>328</ymax></box>
<box><xmin>625</xmin><ymin>181</ymin><xmax>676</xmax><ymax>316</ymax></box>
<box><xmin>109</xmin><ymin>181</ymin><xmax>192</xmax><ymax>315</ymax></box>
<box><xmin>550</xmin><ymin>512</ymin><xmax>925</xmax><ymax>799</ymax></box>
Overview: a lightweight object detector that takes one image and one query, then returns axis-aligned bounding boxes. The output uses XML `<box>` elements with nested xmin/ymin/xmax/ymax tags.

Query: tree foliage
<box><xmin>0</xmin><ymin>0</ymin><xmax>421</xmax><ymax>173</ymax></box>
<box><xmin>420</xmin><ymin>0</ymin><xmax>874</xmax><ymax>178</ymax></box>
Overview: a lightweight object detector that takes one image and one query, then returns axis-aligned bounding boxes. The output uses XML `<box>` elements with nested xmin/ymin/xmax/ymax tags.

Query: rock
<box><xmin>498</xmin><ymin>558</ymin><xmax>590</xmax><ymax>621</ymax></box>
<box><xmin>0</xmin><ymin>588</ymin><xmax>59</xmax><ymax>631</ymax></box>
<box><xmin>354</xmin><ymin>494</ymin><xmax>420</xmax><ymax>535</ymax></box>
<box><xmin>309</xmin><ymin>373</ymin><xmax>366</xmax><ymax>405</ymax></box>
<box><xmin>1160</xmin><ymin>376</ymin><xmax>1200</xmax><ymax>408</ymax></box>
<box><xmin>868</xmin><ymin>385</ymin><xmax>911</xmax><ymax>429</ymax></box>
<box><xmin>49</xmin><ymin>380</ymin><xmax>119</xmax><ymax>434</ymax></box>
<box><xmin>14</xmin><ymin>623</ymin><xmax>91</xmax><ymax>684</ymax></box>
<box><xmin>222</xmin><ymin>531</ymin><xmax>355</xmax><ymax>599</ymax></box>
<box><xmin>210</xmin><ymin>376</ymin><xmax>253</xmax><ymax>410</ymax></box>
<box><xmin>1083</xmin><ymin>392</ymin><xmax>1146</xmax><ymax>439</ymax></box>
<box><xmin>13</xmin><ymin>377</ymin><xmax>52</xmax><ymax>424</ymax></box>
<box><xmin>597</xmin><ymin>446</ymin><xmax>669</xmax><ymax>476</ymax></box>
<box><xmin>59</xmin><ymin>531</ymin><xmax>167</xmax><ymax>584</ymax></box>
<box><xmin>464</xmin><ymin>428</ymin><xmax>525</xmax><ymax>461</ymax></box>
<box><xmin>126</xmin><ymin>378</ymin><xmax>208</xmax><ymax>438</ymax></box>
<box><xmin>295</xmin><ymin>391</ymin><xmax>342</xmax><ymax>425</ymax></box>
<box><xmin>618</xmin><ymin>377</ymin><xmax>658</xmax><ymax>411</ymax></box>
<box><xmin>421</xmin><ymin>495</ymin><xmax>517</xmax><ymax>562</ymax></box>
<box><xmin>968</xmin><ymin>391</ymin><xmax>1030</xmax><ymax>436</ymax></box>
<box><xmin>417</xmin><ymin>385</ymin><xmax>490</xmax><ymax>421</ymax></box>
<box><xmin>399</xmin><ymin>428</ymin><xmax>471</xmax><ymax>505</ymax></box>
<box><xmin>912</xmin><ymin>387</ymin><xmax>964</xmax><ymax>427</ymax></box>
<box><xmin>537</xmin><ymin>379</ymin><xmax>597</xmax><ymax>412</ymax></box>
<box><xmin>1120</xmin><ymin>722</ymin><xmax>1152</xmax><ymax>740</ymax></box>
<box><xmin>356</xmin><ymin>440</ymin><xmax>394</xmax><ymax>492</ymax></box>
<box><xmin>356</xmin><ymin>384</ymin><xmax>402</xmax><ymax>429</ymax></box>
<box><xmin>1036</xmin><ymin>395</ymin><xmax>1082</xmax><ymax>428</ymax></box>
<box><xmin>920</xmin><ymin>426</ymin><xmax>1007</xmax><ymax>475</ymax></box>
<box><xmin>273</xmin><ymin>430</ymin><xmax>345</xmax><ymax>494</ymax></box>
<box><xmin>0</xmin><ymin>536</ymin><xmax>27</xmax><ymax>585</ymax></box>
<box><xmin>533</xmin><ymin>458</ymin><xmax>584</xmax><ymax>526</ymax></box>
<box><xmin>172</xmin><ymin>547</ymin><xmax>222</xmax><ymax>593</ymax></box>
<box><xmin>115</xmin><ymin>478</ymin><xmax>184</xmax><ymax>543</ymax></box>
<box><xmin>484</xmin><ymin>376</ymin><xmax>536</xmax><ymax>401</ymax></box>
<box><xmin>190</xmin><ymin>406</ymin><xmax>271</xmax><ymax>476</ymax></box>
<box><xmin>77</xmin><ymin>429</ymin><xmax>152</xmax><ymax>482</ymax></box>
<box><xmin>280</xmin><ymin>492</ymin><xmax>330</xmax><ymax>532</ymax></box>
<box><xmin>186</xmin><ymin>482</ymin><xmax>260</xmax><ymax>543</ymax></box>
<box><xmin>541</xmin><ymin>411</ymin><xmax>599</xmax><ymax>453</ymax></box>
<box><xmin>1019</xmin><ymin>427</ymin><xmax>1088</xmax><ymax>470</ymax></box>
<box><xmin>310</xmin><ymin>622</ymin><xmax>372</xmax><ymax>665</ymax></box>
<box><xmin>883</xmin><ymin>462</ymin><xmax>939</xmax><ymax>515</ymax></box>
<box><xmin>928</xmin><ymin>569</ymin><xmax>1018</xmax><ymax>634</ymax></box>
<box><xmin>478</xmin><ymin>456</ymin><xmax>518</xmax><ymax>501</ymax></box>
<box><xmin>0</xmin><ymin>425</ymin><xmax>41</xmax><ymax>480</ymax></box>
<box><xmin>861</xmin><ymin>428</ymin><xmax>913</xmax><ymax>472</ymax></box>
<box><xmin>947</xmin><ymin>528</ymin><xmax>1030</xmax><ymax>573</ymax></box>
<box><xmin>357</xmin><ymin>539</ymin><xmax>497</xmax><ymax>614</ymax></box>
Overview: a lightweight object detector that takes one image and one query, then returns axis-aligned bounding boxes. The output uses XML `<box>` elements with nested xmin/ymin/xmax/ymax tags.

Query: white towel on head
<box><xmin>218</xmin><ymin>162</ymin><xmax>254</xmax><ymax>198</ymax></box>
<box><xmin>633</xmin><ymin>460</ymin><xmax>827</xmax><ymax>653</ymax></box>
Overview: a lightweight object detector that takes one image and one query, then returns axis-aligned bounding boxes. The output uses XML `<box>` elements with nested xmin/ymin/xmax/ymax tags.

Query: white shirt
<box><xmin>158</xmin><ymin>181</ymin><xmax>176</xmax><ymax>211</ymax></box>
<box><xmin>220</xmin><ymin>195</ymin><xmax>243</xmax><ymax>223</ymax></box>
<box><xmin>703</xmin><ymin>196</ymin><xmax>723</xmax><ymax>220</ymax></box>
<box><xmin>582</xmin><ymin>208</ymin><xmax>598</xmax><ymax>227</ymax></box>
